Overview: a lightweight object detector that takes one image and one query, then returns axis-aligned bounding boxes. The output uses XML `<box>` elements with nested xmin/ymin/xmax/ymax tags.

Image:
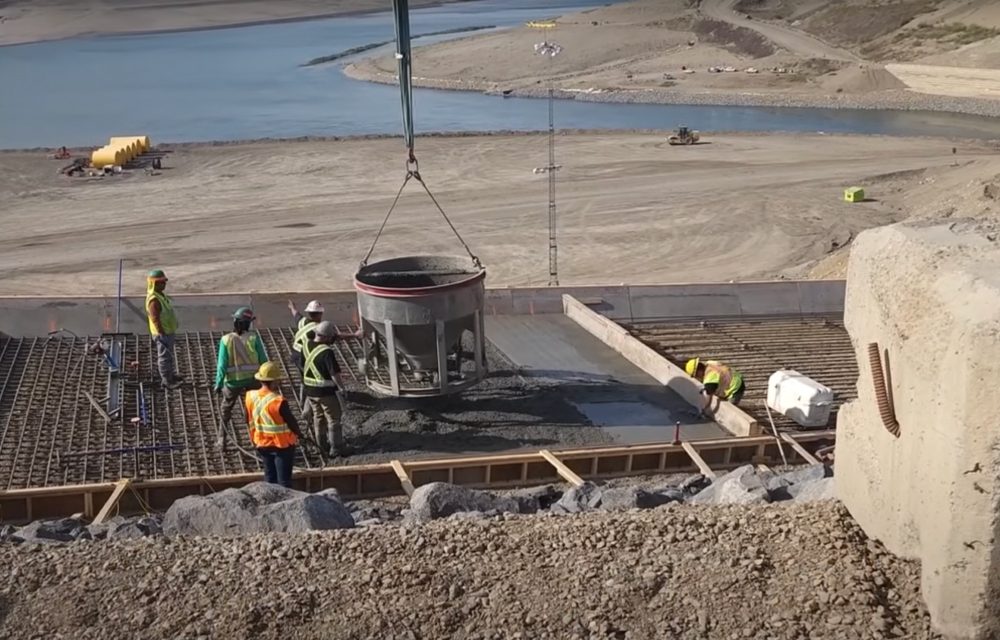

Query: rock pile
<box><xmin>1</xmin><ymin>465</ymin><xmax>837</xmax><ymax>546</ymax></box>
<box><xmin>0</xmin><ymin>502</ymin><xmax>938</xmax><ymax>639</ymax></box>
<box><xmin>690</xmin><ymin>464</ymin><xmax>835</xmax><ymax>505</ymax></box>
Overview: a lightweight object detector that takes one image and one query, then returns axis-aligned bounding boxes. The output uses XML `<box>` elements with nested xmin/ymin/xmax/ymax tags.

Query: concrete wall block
<box><xmin>563</xmin><ymin>286</ymin><xmax>631</xmax><ymax>320</ymax></box>
<box><xmin>484</xmin><ymin>289</ymin><xmax>514</xmax><ymax>316</ymax></box>
<box><xmin>797</xmin><ymin>280</ymin><xmax>847</xmax><ymax>315</ymax></box>
<box><xmin>627</xmin><ymin>284</ymin><xmax>741</xmax><ymax>321</ymax></box>
<box><xmin>511</xmin><ymin>287</ymin><xmax>572</xmax><ymax>315</ymax></box>
<box><xmin>0</xmin><ymin>297</ymin><xmax>117</xmax><ymax>336</ymax></box>
<box><xmin>735</xmin><ymin>282</ymin><xmax>803</xmax><ymax>316</ymax></box>
<box><xmin>836</xmin><ymin>223</ymin><xmax>1000</xmax><ymax>640</ymax></box>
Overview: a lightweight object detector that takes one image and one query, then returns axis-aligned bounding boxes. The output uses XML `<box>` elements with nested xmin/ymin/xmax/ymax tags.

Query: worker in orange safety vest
<box><xmin>245</xmin><ymin>362</ymin><xmax>302</xmax><ymax>488</ymax></box>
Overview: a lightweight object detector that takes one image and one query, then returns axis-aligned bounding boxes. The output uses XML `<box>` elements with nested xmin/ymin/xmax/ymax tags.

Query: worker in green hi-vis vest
<box><xmin>144</xmin><ymin>269</ymin><xmax>183</xmax><ymax>389</ymax></box>
<box><xmin>214</xmin><ymin>307</ymin><xmax>268</xmax><ymax>448</ymax></box>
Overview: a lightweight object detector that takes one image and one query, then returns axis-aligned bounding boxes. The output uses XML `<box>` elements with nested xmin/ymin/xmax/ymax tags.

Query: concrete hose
<box><xmin>867</xmin><ymin>342</ymin><xmax>900</xmax><ymax>437</ymax></box>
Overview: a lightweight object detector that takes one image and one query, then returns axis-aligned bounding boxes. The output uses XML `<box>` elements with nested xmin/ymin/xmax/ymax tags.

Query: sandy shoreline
<box><xmin>343</xmin><ymin>63</ymin><xmax>1000</xmax><ymax>119</ymax></box>
<box><xmin>4</xmin><ymin>128</ymin><xmax>994</xmax><ymax>155</ymax></box>
<box><xmin>340</xmin><ymin>0</ymin><xmax>1000</xmax><ymax>119</ymax></box>
<box><xmin>0</xmin><ymin>0</ymin><xmax>468</xmax><ymax>47</ymax></box>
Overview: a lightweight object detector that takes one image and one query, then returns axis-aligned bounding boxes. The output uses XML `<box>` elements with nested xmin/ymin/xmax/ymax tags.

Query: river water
<box><xmin>1</xmin><ymin>0</ymin><xmax>999</xmax><ymax>148</ymax></box>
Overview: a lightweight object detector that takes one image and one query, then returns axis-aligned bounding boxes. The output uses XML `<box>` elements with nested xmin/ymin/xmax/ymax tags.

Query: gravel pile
<box><xmin>0</xmin><ymin>502</ymin><xmax>939</xmax><ymax>640</ymax></box>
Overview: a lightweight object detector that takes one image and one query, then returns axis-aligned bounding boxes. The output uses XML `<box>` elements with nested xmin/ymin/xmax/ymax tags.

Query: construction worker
<box><xmin>214</xmin><ymin>307</ymin><xmax>267</xmax><ymax>447</ymax></box>
<box><xmin>685</xmin><ymin>358</ymin><xmax>746</xmax><ymax>416</ymax></box>
<box><xmin>287</xmin><ymin>299</ymin><xmax>324</xmax><ymax>421</ymax></box>
<box><xmin>245</xmin><ymin>362</ymin><xmax>302</xmax><ymax>488</ymax></box>
<box><xmin>145</xmin><ymin>269</ymin><xmax>183</xmax><ymax>389</ymax></box>
<box><xmin>303</xmin><ymin>321</ymin><xmax>349</xmax><ymax>457</ymax></box>
<box><xmin>287</xmin><ymin>299</ymin><xmax>325</xmax><ymax>367</ymax></box>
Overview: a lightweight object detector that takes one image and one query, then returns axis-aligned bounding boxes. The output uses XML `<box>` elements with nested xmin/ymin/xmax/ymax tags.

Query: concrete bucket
<box><xmin>354</xmin><ymin>255</ymin><xmax>487</xmax><ymax>397</ymax></box>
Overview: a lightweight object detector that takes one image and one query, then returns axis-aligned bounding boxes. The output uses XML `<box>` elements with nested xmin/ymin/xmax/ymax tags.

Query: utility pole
<box><xmin>533</xmin><ymin>30</ymin><xmax>562</xmax><ymax>287</ymax></box>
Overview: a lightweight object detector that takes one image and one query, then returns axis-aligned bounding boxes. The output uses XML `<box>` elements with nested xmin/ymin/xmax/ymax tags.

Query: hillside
<box><xmin>736</xmin><ymin>0</ymin><xmax>1000</xmax><ymax>64</ymax></box>
<box><xmin>345</xmin><ymin>0</ymin><xmax>1000</xmax><ymax>112</ymax></box>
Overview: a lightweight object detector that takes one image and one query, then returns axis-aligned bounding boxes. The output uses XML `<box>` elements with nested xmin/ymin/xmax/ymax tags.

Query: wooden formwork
<box><xmin>0</xmin><ymin>431</ymin><xmax>834</xmax><ymax>524</ymax></box>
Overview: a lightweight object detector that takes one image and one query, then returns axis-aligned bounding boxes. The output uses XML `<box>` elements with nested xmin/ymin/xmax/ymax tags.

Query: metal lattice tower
<box><xmin>533</xmin><ymin>32</ymin><xmax>562</xmax><ymax>287</ymax></box>
<box><xmin>547</xmin><ymin>87</ymin><xmax>558</xmax><ymax>286</ymax></box>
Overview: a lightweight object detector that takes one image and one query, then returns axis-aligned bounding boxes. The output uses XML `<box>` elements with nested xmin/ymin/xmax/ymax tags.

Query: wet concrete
<box><xmin>486</xmin><ymin>315</ymin><xmax>728</xmax><ymax>443</ymax></box>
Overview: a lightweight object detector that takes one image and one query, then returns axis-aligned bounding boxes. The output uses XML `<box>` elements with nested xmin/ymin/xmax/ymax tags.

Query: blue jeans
<box><xmin>257</xmin><ymin>447</ymin><xmax>295</xmax><ymax>488</ymax></box>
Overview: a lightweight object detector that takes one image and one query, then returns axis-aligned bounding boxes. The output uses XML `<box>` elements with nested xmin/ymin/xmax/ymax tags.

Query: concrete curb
<box><xmin>562</xmin><ymin>294</ymin><xmax>760</xmax><ymax>437</ymax></box>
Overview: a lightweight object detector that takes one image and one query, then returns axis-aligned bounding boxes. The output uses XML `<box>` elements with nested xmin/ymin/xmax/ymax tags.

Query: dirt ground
<box><xmin>0</xmin><ymin>502</ymin><xmax>940</xmax><ymax>640</ymax></box>
<box><xmin>345</xmin><ymin>0</ymin><xmax>1000</xmax><ymax>107</ymax></box>
<box><xmin>0</xmin><ymin>132</ymin><xmax>991</xmax><ymax>296</ymax></box>
<box><xmin>0</xmin><ymin>0</ymin><xmax>461</xmax><ymax>46</ymax></box>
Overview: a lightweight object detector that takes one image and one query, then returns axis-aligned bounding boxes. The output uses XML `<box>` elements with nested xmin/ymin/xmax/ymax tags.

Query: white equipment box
<box><xmin>766</xmin><ymin>370</ymin><xmax>834</xmax><ymax>428</ymax></box>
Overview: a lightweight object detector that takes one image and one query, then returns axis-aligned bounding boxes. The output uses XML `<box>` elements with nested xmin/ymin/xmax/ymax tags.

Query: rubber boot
<box><xmin>217</xmin><ymin>420</ymin><xmax>231</xmax><ymax>449</ymax></box>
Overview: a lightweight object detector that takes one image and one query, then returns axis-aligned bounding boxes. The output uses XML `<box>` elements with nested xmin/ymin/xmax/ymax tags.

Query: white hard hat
<box><xmin>304</xmin><ymin>300</ymin><xmax>324</xmax><ymax>314</ymax></box>
<box><xmin>314</xmin><ymin>321</ymin><xmax>336</xmax><ymax>338</ymax></box>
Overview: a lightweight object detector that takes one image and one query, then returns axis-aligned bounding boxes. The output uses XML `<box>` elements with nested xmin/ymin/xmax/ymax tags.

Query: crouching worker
<box><xmin>685</xmin><ymin>357</ymin><xmax>745</xmax><ymax>417</ymax></box>
<box><xmin>245</xmin><ymin>362</ymin><xmax>302</xmax><ymax>488</ymax></box>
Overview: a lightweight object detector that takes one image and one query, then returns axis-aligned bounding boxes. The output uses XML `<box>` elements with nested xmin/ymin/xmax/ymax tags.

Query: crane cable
<box><xmin>359</xmin><ymin>0</ymin><xmax>480</xmax><ymax>270</ymax></box>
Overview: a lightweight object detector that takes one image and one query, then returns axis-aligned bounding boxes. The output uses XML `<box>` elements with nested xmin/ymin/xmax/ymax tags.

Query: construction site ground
<box><xmin>0</xmin><ymin>306</ymin><xmax>848</xmax><ymax>495</ymax></box>
<box><xmin>0</xmin><ymin>501</ymin><xmax>940</xmax><ymax>639</ymax></box>
<box><xmin>0</xmin><ymin>132</ymin><xmax>992</xmax><ymax>296</ymax></box>
<box><xmin>630</xmin><ymin>316</ymin><xmax>857</xmax><ymax>431</ymax></box>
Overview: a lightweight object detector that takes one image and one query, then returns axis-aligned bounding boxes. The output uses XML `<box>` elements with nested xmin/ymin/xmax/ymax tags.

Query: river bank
<box><xmin>343</xmin><ymin>0</ymin><xmax>1000</xmax><ymax>119</ymax></box>
<box><xmin>344</xmin><ymin>63</ymin><xmax>1000</xmax><ymax>119</ymax></box>
<box><xmin>0</xmin><ymin>0</ymin><xmax>468</xmax><ymax>47</ymax></box>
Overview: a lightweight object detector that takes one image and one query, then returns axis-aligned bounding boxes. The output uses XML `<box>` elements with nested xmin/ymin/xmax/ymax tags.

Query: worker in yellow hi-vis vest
<box><xmin>144</xmin><ymin>269</ymin><xmax>183</xmax><ymax>389</ymax></box>
<box><xmin>685</xmin><ymin>358</ymin><xmax>745</xmax><ymax>417</ymax></box>
<box><xmin>214</xmin><ymin>307</ymin><xmax>267</xmax><ymax>448</ymax></box>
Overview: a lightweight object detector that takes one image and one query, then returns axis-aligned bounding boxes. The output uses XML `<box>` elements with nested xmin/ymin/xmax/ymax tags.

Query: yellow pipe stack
<box><xmin>91</xmin><ymin>136</ymin><xmax>151</xmax><ymax>168</ymax></box>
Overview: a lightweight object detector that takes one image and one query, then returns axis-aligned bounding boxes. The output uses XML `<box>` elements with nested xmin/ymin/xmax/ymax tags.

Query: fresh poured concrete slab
<box><xmin>486</xmin><ymin>315</ymin><xmax>728</xmax><ymax>443</ymax></box>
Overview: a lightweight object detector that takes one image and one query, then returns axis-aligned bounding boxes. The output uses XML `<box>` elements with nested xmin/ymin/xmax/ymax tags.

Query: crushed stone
<box><xmin>0</xmin><ymin>502</ymin><xmax>940</xmax><ymax>639</ymax></box>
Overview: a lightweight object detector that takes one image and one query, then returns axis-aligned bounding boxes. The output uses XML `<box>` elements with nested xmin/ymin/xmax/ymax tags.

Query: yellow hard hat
<box><xmin>254</xmin><ymin>361</ymin><xmax>284</xmax><ymax>382</ymax></box>
<box><xmin>684</xmin><ymin>358</ymin><xmax>700</xmax><ymax>377</ymax></box>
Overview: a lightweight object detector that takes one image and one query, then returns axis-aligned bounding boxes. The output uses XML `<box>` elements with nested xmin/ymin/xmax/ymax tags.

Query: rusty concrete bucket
<box><xmin>354</xmin><ymin>255</ymin><xmax>487</xmax><ymax>397</ymax></box>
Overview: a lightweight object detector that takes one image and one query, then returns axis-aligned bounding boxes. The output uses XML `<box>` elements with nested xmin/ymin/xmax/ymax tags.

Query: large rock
<box><xmin>690</xmin><ymin>465</ymin><xmax>770</xmax><ymax>505</ymax></box>
<box><xmin>780</xmin><ymin>464</ymin><xmax>831</xmax><ymax>487</ymax></box>
<box><xmin>347</xmin><ymin>500</ymin><xmax>404</xmax><ymax>525</ymax></box>
<box><xmin>12</xmin><ymin>518</ymin><xmax>85</xmax><ymax>544</ymax></box>
<box><xmin>163</xmin><ymin>482</ymin><xmax>354</xmax><ymax>536</ymax></box>
<box><xmin>679</xmin><ymin>474</ymin><xmax>711</xmax><ymax>495</ymax></box>
<box><xmin>549</xmin><ymin>482</ymin><xmax>683</xmax><ymax>513</ymax></box>
<box><xmin>550</xmin><ymin>482</ymin><xmax>604</xmax><ymax>514</ymax></box>
<box><xmin>107</xmin><ymin>521</ymin><xmax>146</xmax><ymax>540</ymax></box>
<box><xmin>754</xmin><ymin>467</ymin><xmax>792</xmax><ymax>501</ymax></box>
<box><xmin>792</xmin><ymin>477</ymin><xmax>836</xmax><ymax>503</ymax></box>
<box><xmin>508</xmin><ymin>484</ymin><xmax>562</xmax><ymax>513</ymax></box>
<box><xmin>107</xmin><ymin>515</ymin><xmax>163</xmax><ymax>540</ymax></box>
<box><xmin>836</xmin><ymin>221</ymin><xmax>1000</xmax><ymax>638</ymax></box>
<box><xmin>598</xmin><ymin>487</ymin><xmax>682</xmax><ymax>511</ymax></box>
<box><xmin>406</xmin><ymin>483</ymin><xmax>519</xmax><ymax>522</ymax></box>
